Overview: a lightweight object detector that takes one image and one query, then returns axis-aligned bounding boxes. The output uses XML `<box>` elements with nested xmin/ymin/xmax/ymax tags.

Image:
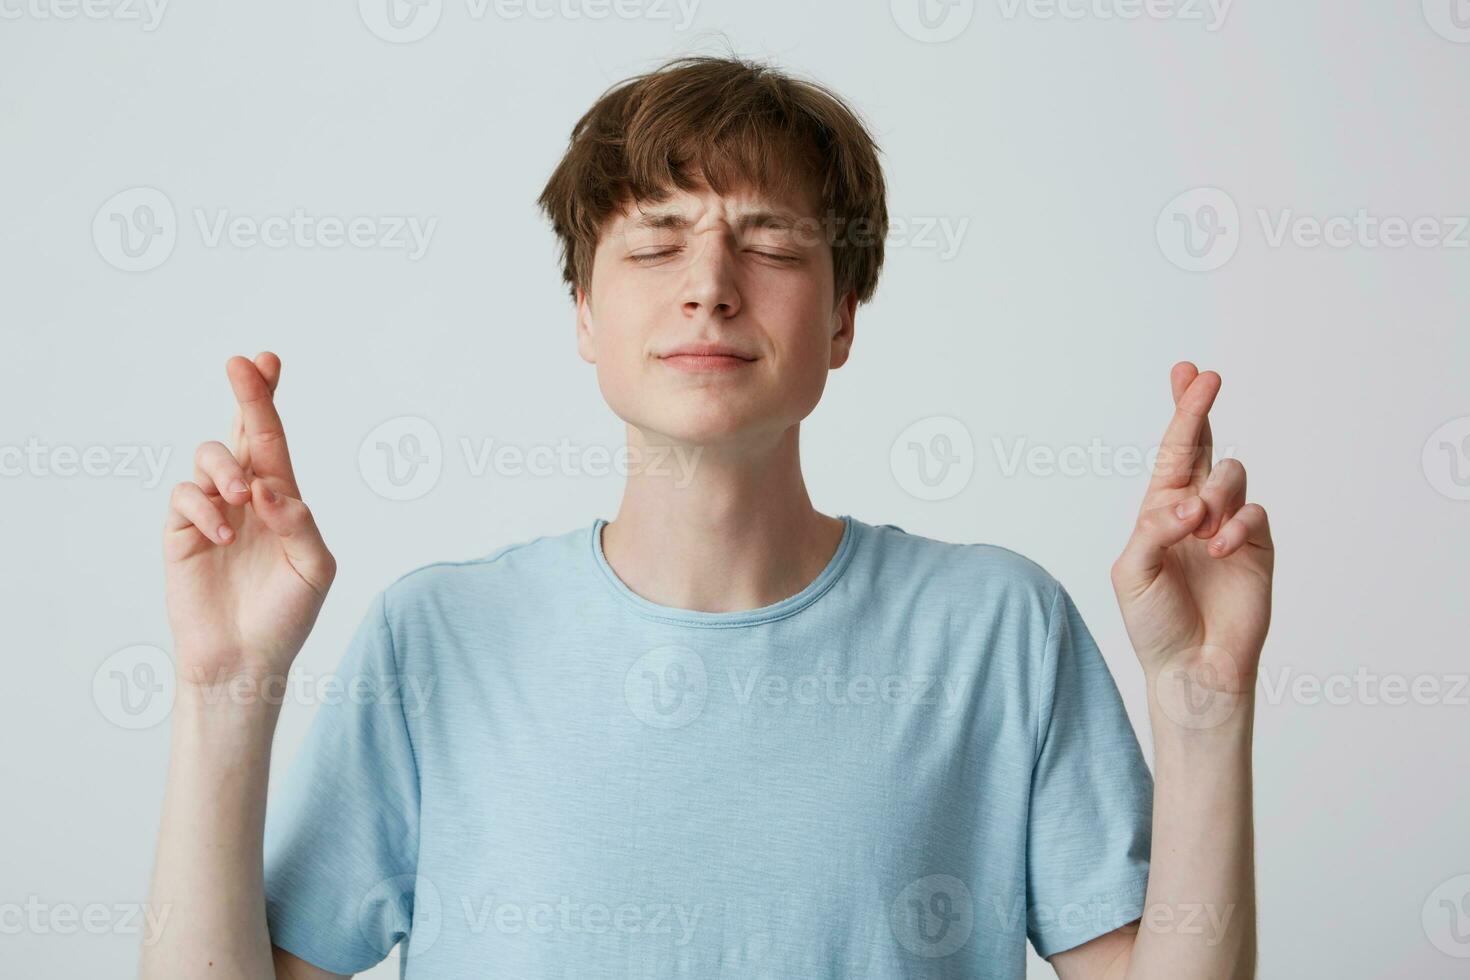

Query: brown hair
<box><xmin>536</xmin><ymin>54</ymin><xmax>889</xmax><ymax>305</ymax></box>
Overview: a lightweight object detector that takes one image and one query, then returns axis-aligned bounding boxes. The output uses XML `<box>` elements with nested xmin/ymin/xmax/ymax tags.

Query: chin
<box><xmin>623</xmin><ymin>395</ymin><xmax>783</xmax><ymax>448</ymax></box>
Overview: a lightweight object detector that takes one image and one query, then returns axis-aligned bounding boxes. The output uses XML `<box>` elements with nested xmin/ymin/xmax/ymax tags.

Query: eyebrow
<box><xmin>630</xmin><ymin>207</ymin><xmax>802</xmax><ymax>233</ymax></box>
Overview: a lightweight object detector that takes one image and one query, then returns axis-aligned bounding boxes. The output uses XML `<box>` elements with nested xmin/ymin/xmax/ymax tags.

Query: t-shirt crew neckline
<box><xmin>589</xmin><ymin>514</ymin><xmax>858</xmax><ymax>628</ymax></box>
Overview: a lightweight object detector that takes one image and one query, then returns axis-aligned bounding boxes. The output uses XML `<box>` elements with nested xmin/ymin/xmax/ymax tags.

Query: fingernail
<box><xmin>228</xmin><ymin>480</ymin><xmax>248</xmax><ymax>495</ymax></box>
<box><xmin>1176</xmin><ymin>499</ymin><xmax>1198</xmax><ymax>519</ymax></box>
<box><xmin>218</xmin><ymin>525</ymin><xmax>234</xmax><ymax>542</ymax></box>
<box><xmin>1211</xmin><ymin>537</ymin><xmax>1227</xmax><ymax>553</ymax></box>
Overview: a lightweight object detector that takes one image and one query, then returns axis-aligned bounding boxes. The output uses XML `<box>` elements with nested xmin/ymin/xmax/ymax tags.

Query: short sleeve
<box><xmin>1025</xmin><ymin>580</ymin><xmax>1154</xmax><ymax>959</ymax></box>
<box><xmin>263</xmin><ymin>591</ymin><xmax>422</xmax><ymax>975</ymax></box>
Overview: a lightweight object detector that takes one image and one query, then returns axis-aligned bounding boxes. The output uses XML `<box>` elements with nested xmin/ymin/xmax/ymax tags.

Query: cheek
<box><xmin>775</xmin><ymin>283</ymin><xmax>837</xmax><ymax>362</ymax></box>
<box><xmin>769</xmin><ymin>301</ymin><xmax>838</xmax><ymax>413</ymax></box>
<box><xmin>585</xmin><ymin>290</ymin><xmax>653</xmax><ymax>417</ymax></box>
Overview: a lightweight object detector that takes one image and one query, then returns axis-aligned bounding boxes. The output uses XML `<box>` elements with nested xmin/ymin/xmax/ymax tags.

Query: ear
<box><xmin>828</xmin><ymin>289</ymin><xmax>858</xmax><ymax>370</ymax></box>
<box><xmin>575</xmin><ymin>284</ymin><xmax>597</xmax><ymax>365</ymax></box>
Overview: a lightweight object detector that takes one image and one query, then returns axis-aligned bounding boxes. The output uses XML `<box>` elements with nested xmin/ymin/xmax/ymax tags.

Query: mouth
<box><xmin>656</xmin><ymin>345</ymin><xmax>758</xmax><ymax>373</ymax></box>
<box><xmin>659</xmin><ymin>354</ymin><xmax>757</xmax><ymax>372</ymax></box>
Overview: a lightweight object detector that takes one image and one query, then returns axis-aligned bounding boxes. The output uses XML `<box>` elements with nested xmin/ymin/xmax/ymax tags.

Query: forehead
<box><xmin>610</xmin><ymin>179</ymin><xmax>819</xmax><ymax>233</ymax></box>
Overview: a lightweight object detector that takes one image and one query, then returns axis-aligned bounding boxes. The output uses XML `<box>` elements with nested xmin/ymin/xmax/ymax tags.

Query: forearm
<box><xmin>1123</xmin><ymin>686</ymin><xmax>1257</xmax><ymax>980</ymax></box>
<box><xmin>139</xmin><ymin>681</ymin><xmax>283</xmax><ymax>980</ymax></box>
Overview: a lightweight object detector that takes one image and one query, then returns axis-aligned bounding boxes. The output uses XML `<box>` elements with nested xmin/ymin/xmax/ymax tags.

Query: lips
<box><xmin>658</xmin><ymin>344</ymin><xmax>757</xmax><ymax>361</ymax></box>
<box><xmin>656</xmin><ymin>344</ymin><xmax>758</xmax><ymax>373</ymax></box>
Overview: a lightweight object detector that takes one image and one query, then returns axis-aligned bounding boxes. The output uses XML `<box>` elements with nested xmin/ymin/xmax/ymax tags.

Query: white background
<box><xmin>2</xmin><ymin>1</ymin><xmax>1468</xmax><ymax>976</ymax></box>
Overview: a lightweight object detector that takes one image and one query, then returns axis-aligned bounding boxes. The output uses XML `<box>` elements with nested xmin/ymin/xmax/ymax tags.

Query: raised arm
<box><xmin>1053</xmin><ymin>362</ymin><xmax>1273</xmax><ymax>980</ymax></box>
<box><xmin>140</xmin><ymin>353</ymin><xmax>345</xmax><ymax>980</ymax></box>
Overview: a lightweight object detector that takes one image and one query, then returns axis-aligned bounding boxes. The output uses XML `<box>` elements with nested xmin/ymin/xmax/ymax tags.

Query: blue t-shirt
<box><xmin>263</xmin><ymin>514</ymin><xmax>1153</xmax><ymax>978</ymax></box>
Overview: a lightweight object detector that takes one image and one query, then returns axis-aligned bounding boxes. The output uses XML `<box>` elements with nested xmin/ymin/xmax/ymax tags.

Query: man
<box><xmin>142</xmin><ymin>54</ymin><xmax>1272</xmax><ymax>979</ymax></box>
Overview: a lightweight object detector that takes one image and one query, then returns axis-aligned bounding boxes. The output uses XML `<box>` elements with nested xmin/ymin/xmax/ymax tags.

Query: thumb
<box><xmin>1112</xmin><ymin>495</ymin><xmax>1207</xmax><ymax>596</ymax></box>
<box><xmin>250</xmin><ymin>478</ymin><xmax>335</xmax><ymax>595</ymax></box>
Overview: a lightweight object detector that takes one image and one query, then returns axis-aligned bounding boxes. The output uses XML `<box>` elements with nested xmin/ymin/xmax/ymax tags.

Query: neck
<box><xmin>600</xmin><ymin>423</ymin><xmax>846</xmax><ymax>614</ymax></box>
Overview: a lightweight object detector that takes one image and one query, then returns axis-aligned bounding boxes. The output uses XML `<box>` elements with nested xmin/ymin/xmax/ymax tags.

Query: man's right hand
<box><xmin>163</xmin><ymin>352</ymin><xmax>336</xmax><ymax>690</ymax></box>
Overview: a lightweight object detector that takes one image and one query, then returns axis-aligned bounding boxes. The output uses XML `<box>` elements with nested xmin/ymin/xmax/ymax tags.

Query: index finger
<box><xmin>1169</xmin><ymin>361</ymin><xmax>1214</xmax><ymax>467</ymax></box>
<box><xmin>227</xmin><ymin>353</ymin><xmax>298</xmax><ymax>496</ymax></box>
<box><xmin>1148</xmin><ymin>364</ymin><xmax>1220</xmax><ymax>493</ymax></box>
<box><xmin>231</xmin><ymin>351</ymin><xmax>279</xmax><ymax>467</ymax></box>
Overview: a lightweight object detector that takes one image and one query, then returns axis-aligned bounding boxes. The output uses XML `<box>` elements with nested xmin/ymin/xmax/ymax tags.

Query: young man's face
<box><xmin>576</xmin><ymin>178</ymin><xmax>857</xmax><ymax>449</ymax></box>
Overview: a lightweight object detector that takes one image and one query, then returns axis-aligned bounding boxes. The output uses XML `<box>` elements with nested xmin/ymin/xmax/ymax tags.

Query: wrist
<box><xmin>172</xmin><ymin>667</ymin><xmax>289</xmax><ymax>729</ymax></box>
<box><xmin>1146</xmin><ymin>680</ymin><xmax>1256</xmax><ymax>765</ymax></box>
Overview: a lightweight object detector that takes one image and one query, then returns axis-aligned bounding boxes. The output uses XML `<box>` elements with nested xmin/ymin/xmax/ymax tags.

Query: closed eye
<box><xmin>630</xmin><ymin>247</ymin><xmax>683</xmax><ymax>263</ymax></box>
<box><xmin>628</xmin><ymin>247</ymin><xmax>801</xmax><ymax>265</ymax></box>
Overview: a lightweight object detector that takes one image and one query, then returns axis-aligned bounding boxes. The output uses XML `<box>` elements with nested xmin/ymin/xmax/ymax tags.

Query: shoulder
<box><xmin>854</xmin><ymin>520</ymin><xmax>1079</xmax><ymax>736</ymax></box>
<box><xmin>376</xmin><ymin>522</ymin><xmax>591</xmax><ymax>626</ymax></box>
<box><xmin>855</xmin><ymin>518</ymin><xmax>1063</xmax><ymax>618</ymax></box>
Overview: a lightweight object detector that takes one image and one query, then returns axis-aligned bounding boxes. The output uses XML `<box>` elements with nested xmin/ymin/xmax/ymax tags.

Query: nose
<box><xmin>681</xmin><ymin>231</ymin><xmax>741</xmax><ymax>320</ymax></box>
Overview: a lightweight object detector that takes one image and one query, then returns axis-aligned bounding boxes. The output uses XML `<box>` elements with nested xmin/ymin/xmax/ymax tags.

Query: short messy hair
<box><xmin>536</xmin><ymin>54</ymin><xmax>889</xmax><ymax>305</ymax></box>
